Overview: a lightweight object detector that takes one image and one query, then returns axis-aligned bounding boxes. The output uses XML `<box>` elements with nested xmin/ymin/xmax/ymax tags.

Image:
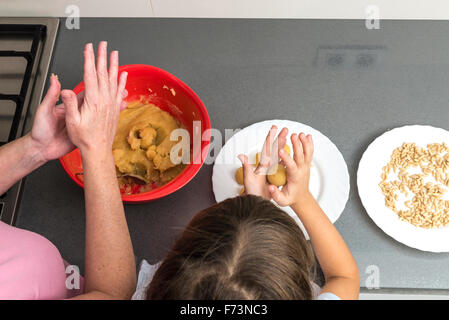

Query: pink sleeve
<box><xmin>0</xmin><ymin>221</ymin><xmax>83</xmax><ymax>299</ymax></box>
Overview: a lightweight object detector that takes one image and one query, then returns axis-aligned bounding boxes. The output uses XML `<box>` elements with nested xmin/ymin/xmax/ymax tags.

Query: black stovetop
<box><xmin>0</xmin><ymin>18</ymin><xmax>59</xmax><ymax>225</ymax></box>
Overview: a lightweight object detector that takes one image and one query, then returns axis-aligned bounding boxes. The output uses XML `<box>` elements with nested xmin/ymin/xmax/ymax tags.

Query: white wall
<box><xmin>2</xmin><ymin>0</ymin><xmax>449</xmax><ymax>19</ymax></box>
<box><xmin>0</xmin><ymin>0</ymin><xmax>154</xmax><ymax>17</ymax></box>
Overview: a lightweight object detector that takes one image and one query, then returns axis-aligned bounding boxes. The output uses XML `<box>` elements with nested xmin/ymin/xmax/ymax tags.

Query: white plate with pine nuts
<box><xmin>358</xmin><ymin>125</ymin><xmax>449</xmax><ymax>252</ymax></box>
<box><xmin>212</xmin><ymin>119</ymin><xmax>350</xmax><ymax>240</ymax></box>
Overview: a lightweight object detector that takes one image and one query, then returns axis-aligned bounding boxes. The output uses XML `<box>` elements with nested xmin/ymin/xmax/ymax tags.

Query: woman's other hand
<box><xmin>61</xmin><ymin>42</ymin><xmax>128</xmax><ymax>157</ymax></box>
<box><xmin>29</xmin><ymin>74</ymin><xmax>77</xmax><ymax>162</ymax></box>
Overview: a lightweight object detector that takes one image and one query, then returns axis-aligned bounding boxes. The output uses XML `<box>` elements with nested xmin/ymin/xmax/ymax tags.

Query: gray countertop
<box><xmin>16</xmin><ymin>18</ymin><xmax>449</xmax><ymax>291</ymax></box>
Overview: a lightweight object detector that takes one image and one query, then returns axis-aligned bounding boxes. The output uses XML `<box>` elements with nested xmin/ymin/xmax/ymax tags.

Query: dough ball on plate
<box><xmin>267</xmin><ymin>164</ymin><xmax>287</xmax><ymax>187</ymax></box>
<box><xmin>235</xmin><ymin>167</ymin><xmax>244</xmax><ymax>185</ymax></box>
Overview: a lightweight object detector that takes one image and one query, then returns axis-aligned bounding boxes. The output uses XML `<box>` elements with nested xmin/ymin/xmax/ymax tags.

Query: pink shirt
<box><xmin>0</xmin><ymin>221</ymin><xmax>83</xmax><ymax>299</ymax></box>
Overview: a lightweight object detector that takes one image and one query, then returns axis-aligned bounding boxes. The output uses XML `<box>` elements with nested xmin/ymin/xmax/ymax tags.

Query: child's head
<box><xmin>147</xmin><ymin>195</ymin><xmax>315</xmax><ymax>299</ymax></box>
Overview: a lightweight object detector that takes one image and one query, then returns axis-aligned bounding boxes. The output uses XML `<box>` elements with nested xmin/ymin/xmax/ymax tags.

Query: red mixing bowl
<box><xmin>59</xmin><ymin>64</ymin><xmax>211</xmax><ymax>203</ymax></box>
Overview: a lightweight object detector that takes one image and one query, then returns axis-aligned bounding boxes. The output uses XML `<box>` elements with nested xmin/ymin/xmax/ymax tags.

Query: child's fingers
<box><xmin>306</xmin><ymin>134</ymin><xmax>314</xmax><ymax>163</ymax></box>
<box><xmin>279</xmin><ymin>148</ymin><xmax>297</xmax><ymax>174</ymax></box>
<box><xmin>263</xmin><ymin>125</ymin><xmax>277</xmax><ymax>151</ymax></box>
<box><xmin>271</xmin><ymin>127</ymin><xmax>288</xmax><ymax>166</ymax></box>
<box><xmin>300</xmin><ymin>133</ymin><xmax>313</xmax><ymax>164</ymax></box>
<box><xmin>260</xmin><ymin>125</ymin><xmax>277</xmax><ymax>166</ymax></box>
<box><xmin>275</xmin><ymin>127</ymin><xmax>288</xmax><ymax>152</ymax></box>
<box><xmin>238</xmin><ymin>154</ymin><xmax>255</xmax><ymax>180</ymax></box>
<box><xmin>291</xmin><ymin>133</ymin><xmax>305</xmax><ymax>166</ymax></box>
<box><xmin>269</xmin><ymin>185</ymin><xmax>287</xmax><ymax>206</ymax></box>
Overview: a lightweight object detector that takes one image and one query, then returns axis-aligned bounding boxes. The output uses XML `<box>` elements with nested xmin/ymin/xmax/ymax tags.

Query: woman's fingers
<box><xmin>292</xmin><ymin>133</ymin><xmax>305</xmax><ymax>166</ymax></box>
<box><xmin>57</xmin><ymin>90</ymin><xmax>85</xmax><ymax>110</ymax></box>
<box><xmin>54</xmin><ymin>105</ymin><xmax>66</xmax><ymax>118</ymax></box>
<box><xmin>83</xmin><ymin>43</ymin><xmax>98</xmax><ymax>99</ymax></box>
<box><xmin>119</xmin><ymin>101</ymin><xmax>127</xmax><ymax>111</ymax></box>
<box><xmin>119</xmin><ymin>89</ymin><xmax>128</xmax><ymax>110</ymax></box>
<box><xmin>40</xmin><ymin>74</ymin><xmax>61</xmax><ymax>113</ymax></box>
<box><xmin>96</xmin><ymin>41</ymin><xmax>109</xmax><ymax>94</ymax></box>
<box><xmin>116</xmin><ymin>71</ymin><xmax>128</xmax><ymax>108</ymax></box>
<box><xmin>108</xmin><ymin>50</ymin><xmax>119</xmax><ymax>95</ymax></box>
<box><xmin>61</xmin><ymin>89</ymin><xmax>80</xmax><ymax>125</ymax></box>
<box><xmin>76</xmin><ymin>90</ymin><xmax>85</xmax><ymax>106</ymax></box>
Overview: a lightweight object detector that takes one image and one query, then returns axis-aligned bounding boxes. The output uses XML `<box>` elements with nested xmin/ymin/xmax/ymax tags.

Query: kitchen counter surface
<box><xmin>16</xmin><ymin>18</ymin><xmax>449</xmax><ymax>292</ymax></box>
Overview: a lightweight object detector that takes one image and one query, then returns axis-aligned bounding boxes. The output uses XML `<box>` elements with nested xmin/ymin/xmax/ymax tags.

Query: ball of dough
<box><xmin>267</xmin><ymin>164</ymin><xmax>287</xmax><ymax>187</ymax></box>
<box><xmin>284</xmin><ymin>144</ymin><xmax>291</xmax><ymax>155</ymax></box>
<box><xmin>235</xmin><ymin>167</ymin><xmax>244</xmax><ymax>185</ymax></box>
<box><xmin>255</xmin><ymin>152</ymin><xmax>261</xmax><ymax>166</ymax></box>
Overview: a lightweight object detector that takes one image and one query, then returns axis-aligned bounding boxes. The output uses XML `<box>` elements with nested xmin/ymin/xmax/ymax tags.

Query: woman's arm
<box><xmin>268</xmin><ymin>132</ymin><xmax>360</xmax><ymax>300</ymax></box>
<box><xmin>71</xmin><ymin>149</ymin><xmax>136</xmax><ymax>300</ymax></box>
<box><xmin>0</xmin><ymin>134</ymin><xmax>46</xmax><ymax>195</ymax></box>
<box><xmin>61</xmin><ymin>42</ymin><xmax>135</xmax><ymax>300</ymax></box>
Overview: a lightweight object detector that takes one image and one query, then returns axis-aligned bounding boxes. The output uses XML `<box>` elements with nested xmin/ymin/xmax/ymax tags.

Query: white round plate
<box><xmin>357</xmin><ymin>125</ymin><xmax>449</xmax><ymax>252</ymax></box>
<box><xmin>212</xmin><ymin>120</ymin><xmax>350</xmax><ymax>239</ymax></box>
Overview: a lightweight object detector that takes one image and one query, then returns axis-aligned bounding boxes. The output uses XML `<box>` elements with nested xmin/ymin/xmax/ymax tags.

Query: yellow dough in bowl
<box><xmin>112</xmin><ymin>103</ymin><xmax>185</xmax><ymax>190</ymax></box>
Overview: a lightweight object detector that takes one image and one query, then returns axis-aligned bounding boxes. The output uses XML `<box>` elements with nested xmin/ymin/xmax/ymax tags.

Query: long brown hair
<box><xmin>147</xmin><ymin>195</ymin><xmax>315</xmax><ymax>299</ymax></box>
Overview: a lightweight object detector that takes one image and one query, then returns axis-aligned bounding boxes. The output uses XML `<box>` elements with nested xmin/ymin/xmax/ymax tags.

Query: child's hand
<box><xmin>238</xmin><ymin>125</ymin><xmax>288</xmax><ymax>200</ymax></box>
<box><xmin>268</xmin><ymin>132</ymin><xmax>314</xmax><ymax>207</ymax></box>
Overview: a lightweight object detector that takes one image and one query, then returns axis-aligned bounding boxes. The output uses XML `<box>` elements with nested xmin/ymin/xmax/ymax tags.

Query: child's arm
<box><xmin>268</xmin><ymin>132</ymin><xmax>360</xmax><ymax>300</ymax></box>
<box><xmin>292</xmin><ymin>195</ymin><xmax>359</xmax><ymax>299</ymax></box>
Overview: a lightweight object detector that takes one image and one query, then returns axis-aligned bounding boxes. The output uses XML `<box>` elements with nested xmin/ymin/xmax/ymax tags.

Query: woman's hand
<box><xmin>29</xmin><ymin>74</ymin><xmax>78</xmax><ymax>162</ymax></box>
<box><xmin>61</xmin><ymin>42</ymin><xmax>128</xmax><ymax>156</ymax></box>
<box><xmin>268</xmin><ymin>132</ymin><xmax>314</xmax><ymax>207</ymax></box>
<box><xmin>63</xmin><ymin>42</ymin><xmax>137</xmax><ymax>300</ymax></box>
<box><xmin>238</xmin><ymin>125</ymin><xmax>288</xmax><ymax>200</ymax></box>
<box><xmin>0</xmin><ymin>77</ymin><xmax>80</xmax><ymax>194</ymax></box>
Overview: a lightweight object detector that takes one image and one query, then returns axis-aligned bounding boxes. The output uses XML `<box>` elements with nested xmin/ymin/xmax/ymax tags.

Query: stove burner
<box><xmin>0</xmin><ymin>18</ymin><xmax>58</xmax><ymax>225</ymax></box>
<box><xmin>0</xmin><ymin>24</ymin><xmax>45</xmax><ymax>145</ymax></box>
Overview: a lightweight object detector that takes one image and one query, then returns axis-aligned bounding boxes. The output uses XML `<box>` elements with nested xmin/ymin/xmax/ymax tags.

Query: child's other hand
<box><xmin>238</xmin><ymin>125</ymin><xmax>288</xmax><ymax>200</ymax></box>
<box><xmin>268</xmin><ymin>132</ymin><xmax>314</xmax><ymax>207</ymax></box>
